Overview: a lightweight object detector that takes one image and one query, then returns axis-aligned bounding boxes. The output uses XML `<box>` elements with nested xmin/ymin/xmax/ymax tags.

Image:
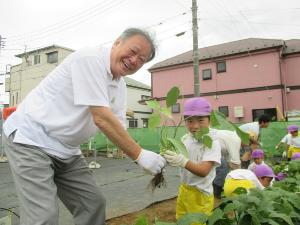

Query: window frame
<box><xmin>218</xmin><ymin>106</ymin><xmax>229</xmax><ymax>117</ymax></box>
<box><xmin>172</xmin><ymin>103</ymin><xmax>180</xmax><ymax>113</ymax></box>
<box><xmin>202</xmin><ymin>68</ymin><xmax>212</xmax><ymax>80</ymax></box>
<box><xmin>47</xmin><ymin>51</ymin><xmax>58</xmax><ymax>64</ymax></box>
<box><xmin>216</xmin><ymin>61</ymin><xmax>226</xmax><ymax>73</ymax></box>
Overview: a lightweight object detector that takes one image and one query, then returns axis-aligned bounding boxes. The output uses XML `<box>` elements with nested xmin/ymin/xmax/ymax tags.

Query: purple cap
<box><xmin>183</xmin><ymin>97</ymin><xmax>212</xmax><ymax>116</ymax></box>
<box><xmin>251</xmin><ymin>149</ymin><xmax>264</xmax><ymax>159</ymax></box>
<box><xmin>292</xmin><ymin>152</ymin><xmax>300</xmax><ymax>160</ymax></box>
<box><xmin>275</xmin><ymin>172</ymin><xmax>287</xmax><ymax>181</ymax></box>
<box><xmin>287</xmin><ymin>125</ymin><xmax>298</xmax><ymax>133</ymax></box>
<box><xmin>254</xmin><ymin>164</ymin><xmax>275</xmax><ymax>178</ymax></box>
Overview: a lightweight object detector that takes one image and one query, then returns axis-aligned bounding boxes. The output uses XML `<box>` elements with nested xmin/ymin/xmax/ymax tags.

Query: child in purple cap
<box><xmin>224</xmin><ymin>164</ymin><xmax>275</xmax><ymax>197</ymax></box>
<box><xmin>163</xmin><ymin>97</ymin><xmax>221</xmax><ymax>220</ymax></box>
<box><xmin>285</xmin><ymin>125</ymin><xmax>300</xmax><ymax>161</ymax></box>
<box><xmin>248</xmin><ymin>149</ymin><xmax>267</xmax><ymax>172</ymax></box>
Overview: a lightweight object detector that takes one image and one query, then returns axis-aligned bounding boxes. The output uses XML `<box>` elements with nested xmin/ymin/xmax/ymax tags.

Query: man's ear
<box><xmin>113</xmin><ymin>38</ymin><xmax>122</xmax><ymax>48</ymax></box>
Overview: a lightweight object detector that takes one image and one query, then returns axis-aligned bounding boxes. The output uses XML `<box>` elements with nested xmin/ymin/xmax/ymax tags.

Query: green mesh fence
<box><xmin>81</xmin><ymin>121</ymin><xmax>300</xmax><ymax>156</ymax></box>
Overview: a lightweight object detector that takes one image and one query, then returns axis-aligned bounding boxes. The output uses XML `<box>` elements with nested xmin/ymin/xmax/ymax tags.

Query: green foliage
<box><xmin>210</xmin><ymin>110</ymin><xmax>250</xmax><ymax>145</ymax></box>
<box><xmin>194</xmin><ymin>127</ymin><xmax>213</xmax><ymax>148</ymax></box>
<box><xmin>166</xmin><ymin>86</ymin><xmax>180</xmax><ymax>108</ymax></box>
<box><xmin>146</xmin><ymin>86</ymin><xmax>187</xmax><ymax>156</ymax></box>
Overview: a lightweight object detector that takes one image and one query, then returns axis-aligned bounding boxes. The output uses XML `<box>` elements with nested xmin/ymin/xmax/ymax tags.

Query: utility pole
<box><xmin>192</xmin><ymin>0</ymin><xmax>200</xmax><ymax>96</ymax></box>
<box><xmin>0</xmin><ymin>35</ymin><xmax>6</xmax><ymax>55</ymax></box>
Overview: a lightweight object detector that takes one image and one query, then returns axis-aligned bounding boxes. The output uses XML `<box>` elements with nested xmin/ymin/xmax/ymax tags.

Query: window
<box><xmin>142</xmin><ymin>119</ymin><xmax>148</xmax><ymax>128</ymax></box>
<box><xmin>252</xmin><ymin>108</ymin><xmax>277</xmax><ymax>122</ymax></box>
<box><xmin>128</xmin><ymin>119</ymin><xmax>138</xmax><ymax>128</ymax></box>
<box><xmin>141</xmin><ymin>95</ymin><xmax>151</xmax><ymax>100</ymax></box>
<box><xmin>47</xmin><ymin>51</ymin><xmax>58</xmax><ymax>64</ymax></box>
<box><xmin>172</xmin><ymin>103</ymin><xmax>180</xmax><ymax>113</ymax></box>
<box><xmin>217</xmin><ymin>61</ymin><xmax>226</xmax><ymax>73</ymax></box>
<box><xmin>219</xmin><ymin>106</ymin><xmax>229</xmax><ymax>117</ymax></box>
<box><xmin>202</xmin><ymin>69</ymin><xmax>212</xmax><ymax>80</ymax></box>
<box><xmin>33</xmin><ymin>55</ymin><xmax>40</xmax><ymax>65</ymax></box>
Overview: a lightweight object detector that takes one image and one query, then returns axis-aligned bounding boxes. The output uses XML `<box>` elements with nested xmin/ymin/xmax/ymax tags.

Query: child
<box><xmin>285</xmin><ymin>125</ymin><xmax>300</xmax><ymax>161</ymax></box>
<box><xmin>224</xmin><ymin>164</ymin><xmax>275</xmax><ymax>197</ymax></box>
<box><xmin>164</xmin><ymin>97</ymin><xmax>221</xmax><ymax>220</ymax></box>
<box><xmin>248</xmin><ymin>149</ymin><xmax>267</xmax><ymax>172</ymax></box>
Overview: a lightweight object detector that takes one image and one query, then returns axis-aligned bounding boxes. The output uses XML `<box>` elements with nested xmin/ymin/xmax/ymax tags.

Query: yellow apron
<box><xmin>288</xmin><ymin>146</ymin><xmax>300</xmax><ymax>158</ymax></box>
<box><xmin>176</xmin><ymin>184</ymin><xmax>214</xmax><ymax>225</ymax></box>
<box><xmin>224</xmin><ymin>178</ymin><xmax>255</xmax><ymax>197</ymax></box>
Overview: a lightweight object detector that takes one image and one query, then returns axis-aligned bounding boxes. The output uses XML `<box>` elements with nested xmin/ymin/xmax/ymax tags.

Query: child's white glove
<box><xmin>135</xmin><ymin>149</ymin><xmax>166</xmax><ymax>175</ymax></box>
<box><xmin>163</xmin><ymin>150</ymin><xmax>188</xmax><ymax>168</ymax></box>
<box><xmin>282</xmin><ymin>151</ymin><xmax>287</xmax><ymax>158</ymax></box>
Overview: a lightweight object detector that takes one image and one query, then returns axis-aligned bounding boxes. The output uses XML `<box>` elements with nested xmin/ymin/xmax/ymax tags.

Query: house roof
<box><xmin>283</xmin><ymin>39</ymin><xmax>300</xmax><ymax>55</ymax></box>
<box><xmin>15</xmin><ymin>45</ymin><xmax>74</xmax><ymax>57</ymax></box>
<box><xmin>149</xmin><ymin>38</ymin><xmax>286</xmax><ymax>71</ymax></box>
<box><xmin>123</xmin><ymin>77</ymin><xmax>150</xmax><ymax>90</ymax></box>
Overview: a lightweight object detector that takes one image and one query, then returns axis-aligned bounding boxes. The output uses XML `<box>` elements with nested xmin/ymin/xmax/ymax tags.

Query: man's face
<box><xmin>110</xmin><ymin>35</ymin><xmax>152</xmax><ymax>79</ymax></box>
<box><xmin>185</xmin><ymin>116</ymin><xmax>210</xmax><ymax>134</ymax></box>
<box><xmin>260</xmin><ymin>122</ymin><xmax>270</xmax><ymax>128</ymax></box>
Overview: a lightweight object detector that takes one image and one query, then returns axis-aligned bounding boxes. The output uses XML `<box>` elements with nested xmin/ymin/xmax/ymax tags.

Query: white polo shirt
<box><xmin>226</xmin><ymin>169</ymin><xmax>265</xmax><ymax>190</ymax></box>
<box><xmin>213</xmin><ymin>129</ymin><xmax>241</xmax><ymax>165</ymax></box>
<box><xmin>239</xmin><ymin>122</ymin><xmax>260</xmax><ymax>137</ymax></box>
<box><xmin>4</xmin><ymin>46</ymin><xmax>127</xmax><ymax>159</ymax></box>
<box><xmin>180</xmin><ymin>130</ymin><xmax>221</xmax><ymax>195</ymax></box>
<box><xmin>286</xmin><ymin>133</ymin><xmax>300</xmax><ymax>148</ymax></box>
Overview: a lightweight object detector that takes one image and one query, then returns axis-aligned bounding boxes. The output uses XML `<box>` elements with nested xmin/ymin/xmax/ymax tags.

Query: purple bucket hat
<box><xmin>251</xmin><ymin>149</ymin><xmax>264</xmax><ymax>159</ymax></box>
<box><xmin>183</xmin><ymin>97</ymin><xmax>212</xmax><ymax>116</ymax></box>
<box><xmin>288</xmin><ymin>125</ymin><xmax>298</xmax><ymax>133</ymax></box>
<box><xmin>254</xmin><ymin>164</ymin><xmax>275</xmax><ymax>178</ymax></box>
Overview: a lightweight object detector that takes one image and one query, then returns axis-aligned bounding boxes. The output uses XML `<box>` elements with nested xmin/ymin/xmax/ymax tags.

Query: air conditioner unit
<box><xmin>234</xmin><ymin>106</ymin><xmax>244</xmax><ymax>118</ymax></box>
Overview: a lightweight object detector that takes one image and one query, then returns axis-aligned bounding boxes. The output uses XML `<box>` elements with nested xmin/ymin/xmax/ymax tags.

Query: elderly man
<box><xmin>3</xmin><ymin>28</ymin><xmax>166</xmax><ymax>225</ymax></box>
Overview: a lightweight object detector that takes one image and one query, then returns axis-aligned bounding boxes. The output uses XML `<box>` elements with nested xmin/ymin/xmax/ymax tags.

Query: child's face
<box><xmin>259</xmin><ymin>177</ymin><xmax>273</xmax><ymax>187</ymax></box>
<box><xmin>253</xmin><ymin>157</ymin><xmax>263</xmax><ymax>165</ymax></box>
<box><xmin>185</xmin><ymin>116</ymin><xmax>210</xmax><ymax>134</ymax></box>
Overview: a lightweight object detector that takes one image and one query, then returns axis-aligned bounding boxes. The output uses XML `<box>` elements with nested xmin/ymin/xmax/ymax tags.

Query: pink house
<box><xmin>149</xmin><ymin>38</ymin><xmax>300</xmax><ymax>123</ymax></box>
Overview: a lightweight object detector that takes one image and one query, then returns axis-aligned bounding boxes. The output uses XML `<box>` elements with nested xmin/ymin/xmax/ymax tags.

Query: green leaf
<box><xmin>269</xmin><ymin>212</ymin><xmax>294</xmax><ymax>225</ymax></box>
<box><xmin>161</xmin><ymin>107</ymin><xmax>172</xmax><ymax>118</ymax></box>
<box><xmin>203</xmin><ymin>134</ymin><xmax>213</xmax><ymax>148</ymax></box>
<box><xmin>146</xmin><ymin>100</ymin><xmax>161</xmax><ymax>110</ymax></box>
<box><xmin>166</xmin><ymin>86</ymin><xmax>180</xmax><ymax>108</ymax></box>
<box><xmin>177</xmin><ymin>213</ymin><xmax>208</xmax><ymax>225</ymax></box>
<box><xmin>148</xmin><ymin>113</ymin><xmax>161</xmax><ymax>128</ymax></box>
<box><xmin>134</xmin><ymin>215</ymin><xmax>148</xmax><ymax>225</ymax></box>
<box><xmin>166</xmin><ymin>137</ymin><xmax>188</xmax><ymax>157</ymax></box>
<box><xmin>233</xmin><ymin>187</ymin><xmax>248</xmax><ymax>195</ymax></box>
<box><xmin>208</xmin><ymin>208</ymin><xmax>224</xmax><ymax>225</ymax></box>
<box><xmin>210</xmin><ymin>110</ymin><xmax>221</xmax><ymax>127</ymax></box>
<box><xmin>234</xmin><ymin>125</ymin><xmax>250</xmax><ymax>145</ymax></box>
<box><xmin>194</xmin><ymin>127</ymin><xmax>209</xmax><ymax>141</ymax></box>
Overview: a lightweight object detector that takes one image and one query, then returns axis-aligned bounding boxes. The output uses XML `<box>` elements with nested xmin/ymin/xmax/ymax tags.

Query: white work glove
<box><xmin>282</xmin><ymin>151</ymin><xmax>287</xmax><ymax>158</ymax></box>
<box><xmin>163</xmin><ymin>150</ymin><xmax>188</xmax><ymax>168</ymax></box>
<box><xmin>135</xmin><ymin>149</ymin><xmax>166</xmax><ymax>175</ymax></box>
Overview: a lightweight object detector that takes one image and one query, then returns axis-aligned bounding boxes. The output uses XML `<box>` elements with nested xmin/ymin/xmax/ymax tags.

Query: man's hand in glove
<box><xmin>163</xmin><ymin>150</ymin><xmax>188</xmax><ymax>168</ymax></box>
<box><xmin>135</xmin><ymin>149</ymin><xmax>166</xmax><ymax>175</ymax></box>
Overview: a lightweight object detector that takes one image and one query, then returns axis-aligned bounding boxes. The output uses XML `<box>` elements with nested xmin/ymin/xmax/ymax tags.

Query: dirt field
<box><xmin>106</xmin><ymin>198</ymin><xmax>177</xmax><ymax>225</ymax></box>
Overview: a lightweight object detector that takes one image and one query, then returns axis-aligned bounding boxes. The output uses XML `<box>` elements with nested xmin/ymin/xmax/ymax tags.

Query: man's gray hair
<box><xmin>120</xmin><ymin>28</ymin><xmax>156</xmax><ymax>62</ymax></box>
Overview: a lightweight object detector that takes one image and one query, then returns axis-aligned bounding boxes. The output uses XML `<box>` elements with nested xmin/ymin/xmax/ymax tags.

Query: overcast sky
<box><xmin>1</xmin><ymin>0</ymin><xmax>300</xmax><ymax>85</ymax></box>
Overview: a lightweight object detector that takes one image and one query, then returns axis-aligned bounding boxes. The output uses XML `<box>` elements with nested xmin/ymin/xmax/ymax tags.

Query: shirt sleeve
<box><xmin>226</xmin><ymin>133</ymin><xmax>242</xmax><ymax>165</ymax></box>
<box><xmin>70</xmin><ymin>55</ymin><xmax>110</xmax><ymax>107</ymax></box>
<box><xmin>202</xmin><ymin>140</ymin><xmax>222</xmax><ymax>167</ymax></box>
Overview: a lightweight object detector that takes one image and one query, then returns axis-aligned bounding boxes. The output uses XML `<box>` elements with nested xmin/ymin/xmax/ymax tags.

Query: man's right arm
<box><xmin>90</xmin><ymin>106</ymin><xmax>166</xmax><ymax>175</ymax></box>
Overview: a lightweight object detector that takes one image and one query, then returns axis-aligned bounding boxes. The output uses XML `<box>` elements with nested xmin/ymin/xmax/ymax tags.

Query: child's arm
<box><xmin>185</xmin><ymin>160</ymin><xmax>214</xmax><ymax>177</ymax></box>
<box><xmin>163</xmin><ymin>150</ymin><xmax>214</xmax><ymax>177</ymax></box>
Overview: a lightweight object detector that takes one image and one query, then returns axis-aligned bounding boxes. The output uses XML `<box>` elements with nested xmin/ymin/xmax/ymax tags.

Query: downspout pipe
<box><xmin>279</xmin><ymin>41</ymin><xmax>288</xmax><ymax>120</ymax></box>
